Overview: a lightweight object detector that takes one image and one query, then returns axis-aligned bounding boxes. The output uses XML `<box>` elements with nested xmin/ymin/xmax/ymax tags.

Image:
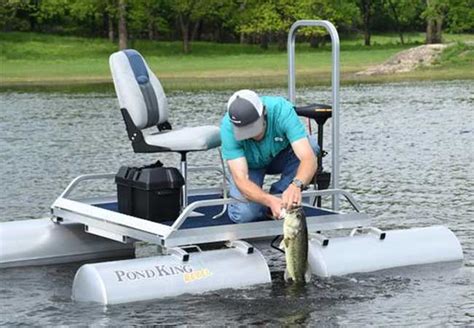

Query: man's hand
<box><xmin>266</xmin><ymin>195</ymin><xmax>284</xmax><ymax>219</ymax></box>
<box><xmin>228</xmin><ymin>158</ymin><xmax>284</xmax><ymax>219</ymax></box>
<box><xmin>282</xmin><ymin>183</ymin><xmax>302</xmax><ymax>209</ymax></box>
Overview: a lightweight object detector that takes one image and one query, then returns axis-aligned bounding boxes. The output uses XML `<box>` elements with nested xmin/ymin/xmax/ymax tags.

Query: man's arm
<box><xmin>227</xmin><ymin>157</ymin><xmax>283</xmax><ymax>218</ymax></box>
<box><xmin>281</xmin><ymin>138</ymin><xmax>317</xmax><ymax>208</ymax></box>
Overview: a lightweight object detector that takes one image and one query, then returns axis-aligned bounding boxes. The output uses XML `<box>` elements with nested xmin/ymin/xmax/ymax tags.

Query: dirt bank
<box><xmin>356</xmin><ymin>44</ymin><xmax>449</xmax><ymax>76</ymax></box>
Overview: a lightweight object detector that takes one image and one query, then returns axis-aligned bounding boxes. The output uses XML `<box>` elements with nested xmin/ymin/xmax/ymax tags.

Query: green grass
<box><xmin>435</xmin><ymin>42</ymin><xmax>474</xmax><ymax>66</ymax></box>
<box><xmin>1</xmin><ymin>32</ymin><xmax>473</xmax><ymax>91</ymax></box>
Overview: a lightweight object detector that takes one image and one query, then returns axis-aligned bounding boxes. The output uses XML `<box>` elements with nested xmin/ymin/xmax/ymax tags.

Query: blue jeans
<box><xmin>227</xmin><ymin>135</ymin><xmax>320</xmax><ymax>223</ymax></box>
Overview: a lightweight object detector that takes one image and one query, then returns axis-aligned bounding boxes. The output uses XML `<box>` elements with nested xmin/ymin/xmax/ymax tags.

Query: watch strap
<box><xmin>292</xmin><ymin>178</ymin><xmax>305</xmax><ymax>190</ymax></box>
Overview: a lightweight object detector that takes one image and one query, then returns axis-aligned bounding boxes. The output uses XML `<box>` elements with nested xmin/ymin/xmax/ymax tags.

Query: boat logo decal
<box><xmin>183</xmin><ymin>268</ymin><xmax>212</xmax><ymax>283</ymax></box>
<box><xmin>114</xmin><ymin>264</ymin><xmax>194</xmax><ymax>282</ymax></box>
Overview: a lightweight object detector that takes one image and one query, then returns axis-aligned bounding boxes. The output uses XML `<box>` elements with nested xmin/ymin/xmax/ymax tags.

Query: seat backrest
<box><xmin>109</xmin><ymin>49</ymin><xmax>168</xmax><ymax>130</ymax></box>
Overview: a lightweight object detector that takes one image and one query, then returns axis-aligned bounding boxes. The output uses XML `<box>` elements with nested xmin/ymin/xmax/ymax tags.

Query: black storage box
<box><xmin>115</xmin><ymin>164</ymin><xmax>184</xmax><ymax>222</ymax></box>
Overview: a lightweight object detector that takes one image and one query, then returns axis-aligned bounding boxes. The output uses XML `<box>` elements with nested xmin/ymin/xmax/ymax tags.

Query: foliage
<box><xmin>383</xmin><ymin>0</ymin><xmax>422</xmax><ymax>31</ymax></box>
<box><xmin>0</xmin><ymin>0</ymin><xmax>37</xmax><ymax>31</ymax></box>
<box><xmin>436</xmin><ymin>42</ymin><xmax>474</xmax><ymax>65</ymax></box>
<box><xmin>444</xmin><ymin>0</ymin><xmax>474</xmax><ymax>33</ymax></box>
<box><xmin>168</xmin><ymin>0</ymin><xmax>233</xmax><ymax>52</ymax></box>
<box><xmin>128</xmin><ymin>0</ymin><xmax>171</xmax><ymax>39</ymax></box>
<box><xmin>0</xmin><ymin>0</ymin><xmax>472</xmax><ymax>52</ymax></box>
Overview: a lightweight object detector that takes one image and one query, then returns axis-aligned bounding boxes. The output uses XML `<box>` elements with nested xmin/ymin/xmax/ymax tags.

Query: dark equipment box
<box><xmin>115</xmin><ymin>163</ymin><xmax>184</xmax><ymax>222</ymax></box>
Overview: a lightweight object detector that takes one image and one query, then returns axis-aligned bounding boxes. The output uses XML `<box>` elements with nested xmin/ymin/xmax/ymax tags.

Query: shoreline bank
<box><xmin>1</xmin><ymin>68</ymin><xmax>472</xmax><ymax>93</ymax></box>
<box><xmin>1</xmin><ymin>33</ymin><xmax>472</xmax><ymax>93</ymax></box>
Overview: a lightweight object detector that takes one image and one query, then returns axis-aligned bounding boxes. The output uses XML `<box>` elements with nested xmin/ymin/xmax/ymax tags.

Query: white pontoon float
<box><xmin>0</xmin><ymin>21</ymin><xmax>463</xmax><ymax>305</ymax></box>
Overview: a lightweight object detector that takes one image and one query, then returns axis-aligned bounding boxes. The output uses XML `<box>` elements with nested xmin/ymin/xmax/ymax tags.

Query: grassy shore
<box><xmin>0</xmin><ymin>32</ymin><xmax>473</xmax><ymax>91</ymax></box>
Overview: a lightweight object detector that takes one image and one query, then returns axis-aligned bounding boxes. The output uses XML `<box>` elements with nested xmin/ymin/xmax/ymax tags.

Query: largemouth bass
<box><xmin>280</xmin><ymin>206</ymin><xmax>311</xmax><ymax>283</ymax></box>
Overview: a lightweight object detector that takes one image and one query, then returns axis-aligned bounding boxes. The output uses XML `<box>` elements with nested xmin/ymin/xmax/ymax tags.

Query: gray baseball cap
<box><xmin>227</xmin><ymin>90</ymin><xmax>264</xmax><ymax>141</ymax></box>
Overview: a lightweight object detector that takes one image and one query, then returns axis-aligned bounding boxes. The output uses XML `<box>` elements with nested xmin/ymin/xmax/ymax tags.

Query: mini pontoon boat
<box><xmin>0</xmin><ymin>21</ymin><xmax>463</xmax><ymax>305</ymax></box>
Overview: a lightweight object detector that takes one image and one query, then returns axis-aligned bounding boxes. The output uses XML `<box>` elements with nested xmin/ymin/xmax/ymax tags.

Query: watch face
<box><xmin>293</xmin><ymin>179</ymin><xmax>304</xmax><ymax>189</ymax></box>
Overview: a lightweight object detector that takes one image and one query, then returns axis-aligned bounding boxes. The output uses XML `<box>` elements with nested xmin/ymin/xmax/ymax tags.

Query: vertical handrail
<box><xmin>287</xmin><ymin>20</ymin><xmax>340</xmax><ymax>211</ymax></box>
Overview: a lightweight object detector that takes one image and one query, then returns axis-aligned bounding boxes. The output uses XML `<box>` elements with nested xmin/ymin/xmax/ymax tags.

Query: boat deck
<box><xmin>51</xmin><ymin>173</ymin><xmax>370</xmax><ymax>248</ymax></box>
<box><xmin>95</xmin><ymin>194</ymin><xmax>335</xmax><ymax>229</ymax></box>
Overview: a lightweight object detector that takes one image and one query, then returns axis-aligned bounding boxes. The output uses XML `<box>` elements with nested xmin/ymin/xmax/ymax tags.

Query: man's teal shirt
<box><xmin>220</xmin><ymin>96</ymin><xmax>307</xmax><ymax>169</ymax></box>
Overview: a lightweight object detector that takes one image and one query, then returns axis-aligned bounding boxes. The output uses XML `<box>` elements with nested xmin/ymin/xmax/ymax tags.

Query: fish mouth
<box><xmin>286</xmin><ymin>206</ymin><xmax>303</xmax><ymax>214</ymax></box>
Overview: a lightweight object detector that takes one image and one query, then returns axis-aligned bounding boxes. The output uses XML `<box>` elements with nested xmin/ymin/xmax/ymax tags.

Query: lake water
<box><xmin>0</xmin><ymin>81</ymin><xmax>473</xmax><ymax>326</ymax></box>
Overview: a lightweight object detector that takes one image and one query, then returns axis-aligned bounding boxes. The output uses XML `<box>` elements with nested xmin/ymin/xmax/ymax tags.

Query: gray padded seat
<box><xmin>144</xmin><ymin>127</ymin><xmax>220</xmax><ymax>151</ymax></box>
<box><xmin>109</xmin><ymin>49</ymin><xmax>220</xmax><ymax>152</ymax></box>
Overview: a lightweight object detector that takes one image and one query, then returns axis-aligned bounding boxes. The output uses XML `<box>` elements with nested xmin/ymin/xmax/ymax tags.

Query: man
<box><xmin>220</xmin><ymin>89</ymin><xmax>319</xmax><ymax>223</ymax></box>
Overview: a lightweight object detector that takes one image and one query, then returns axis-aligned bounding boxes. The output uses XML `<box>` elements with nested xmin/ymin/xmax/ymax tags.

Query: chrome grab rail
<box><xmin>55</xmin><ymin>173</ymin><xmax>116</xmax><ymax>201</ymax></box>
<box><xmin>54</xmin><ymin>165</ymin><xmax>225</xmax><ymax>204</ymax></box>
<box><xmin>52</xmin><ymin>174</ymin><xmax>362</xmax><ymax>243</ymax></box>
<box><xmin>167</xmin><ymin>188</ymin><xmax>362</xmax><ymax>239</ymax></box>
<box><xmin>287</xmin><ymin>20</ymin><xmax>341</xmax><ymax>211</ymax></box>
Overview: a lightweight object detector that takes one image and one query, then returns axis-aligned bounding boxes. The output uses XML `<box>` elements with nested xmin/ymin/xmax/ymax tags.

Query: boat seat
<box><xmin>144</xmin><ymin>126</ymin><xmax>221</xmax><ymax>151</ymax></box>
<box><xmin>109</xmin><ymin>49</ymin><xmax>221</xmax><ymax>206</ymax></box>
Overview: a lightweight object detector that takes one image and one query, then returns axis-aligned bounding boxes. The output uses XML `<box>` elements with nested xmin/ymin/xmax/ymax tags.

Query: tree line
<box><xmin>1</xmin><ymin>0</ymin><xmax>473</xmax><ymax>53</ymax></box>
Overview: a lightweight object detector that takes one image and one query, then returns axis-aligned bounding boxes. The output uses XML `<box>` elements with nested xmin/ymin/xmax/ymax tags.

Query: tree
<box><xmin>423</xmin><ymin>0</ymin><xmax>442</xmax><ymax>43</ymax></box>
<box><xmin>36</xmin><ymin>0</ymin><xmax>117</xmax><ymax>40</ymax></box>
<box><xmin>128</xmin><ymin>0</ymin><xmax>171</xmax><ymax>40</ymax></box>
<box><xmin>443</xmin><ymin>0</ymin><xmax>474</xmax><ymax>33</ymax></box>
<box><xmin>169</xmin><ymin>0</ymin><xmax>220</xmax><ymax>53</ymax></box>
<box><xmin>5</xmin><ymin>0</ymin><xmax>472</xmax><ymax>48</ymax></box>
<box><xmin>235</xmin><ymin>0</ymin><xmax>279</xmax><ymax>49</ymax></box>
<box><xmin>302</xmin><ymin>0</ymin><xmax>359</xmax><ymax>48</ymax></box>
<box><xmin>383</xmin><ymin>0</ymin><xmax>421</xmax><ymax>44</ymax></box>
<box><xmin>0</xmin><ymin>0</ymin><xmax>40</xmax><ymax>32</ymax></box>
<box><xmin>236</xmin><ymin>0</ymin><xmax>315</xmax><ymax>50</ymax></box>
<box><xmin>201</xmin><ymin>0</ymin><xmax>239</xmax><ymax>43</ymax></box>
<box><xmin>421</xmin><ymin>0</ymin><xmax>474</xmax><ymax>44</ymax></box>
<box><xmin>118</xmin><ymin>0</ymin><xmax>127</xmax><ymax>49</ymax></box>
<box><xmin>36</xmin><ymin>0</ymin><xmax>70</xmax><ymax>32</ymax></box>
<box><xmin>67</xmin><ymin>0</ymin><xmax>117</xmax><ymax>41</ymax></box>
<box><xmin>358</xmin><ymin>0</ymin><xmax>375</xmax><ymax>46</ymax></box>
<box><xmin>107</xmin><ymin>2</ymin><xmax>116</xmax><ymax>42</ymax></box>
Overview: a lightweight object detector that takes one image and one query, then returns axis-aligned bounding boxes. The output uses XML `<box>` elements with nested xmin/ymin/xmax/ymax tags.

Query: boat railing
<box><xmin>51</xmin><ymin>172</ymin><xmax>365</xmax><ymax>246</ymax></box>
<box><xmin>288</xmin><ymin>20</ymin><xmax>340</xmax><ymax>211</ymax></box>
<box><xmin>166</xmin><ymin>188</ymin><xmax>362</xmax><ymax>239</ymax></box>
<box><xmin>55</xmin><ymin>165</ymin><xmax>225</xmax><ymax>202</ymax></box>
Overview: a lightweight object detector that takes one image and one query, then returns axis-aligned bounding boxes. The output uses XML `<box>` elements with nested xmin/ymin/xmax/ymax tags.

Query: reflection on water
<box><xmin>0</xmin><ymin>81</ymin><xmax>473</xmax><ymax>326</ymax></box>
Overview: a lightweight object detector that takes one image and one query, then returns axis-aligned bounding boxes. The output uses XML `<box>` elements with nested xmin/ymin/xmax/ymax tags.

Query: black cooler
<box><xmin>115</xmin><ymin>163</ymin><xmax>185</xmax><ymax>222</ymax></box>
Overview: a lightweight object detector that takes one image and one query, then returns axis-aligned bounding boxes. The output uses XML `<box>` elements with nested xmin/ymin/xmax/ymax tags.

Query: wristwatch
<box><xmin>292</xmin><ymin>178</ymin><xmax>305</xmax><ymax>190</ymax></box>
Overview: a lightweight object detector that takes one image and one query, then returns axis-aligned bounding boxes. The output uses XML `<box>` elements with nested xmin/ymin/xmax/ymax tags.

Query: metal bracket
<box><xmin>166</xmin><ymin>247</ymin><xmax>191</xmax><ymax>262</ymax></box>
<box><xmin>50</xmin><ymin>216</ymin><xmax>62</xmax><ymax>224</ymax></box>
<box><xmin>84</xmin><ymin>225</ymin><xmax>131</xmax><ymax>244</ymax></box>
<box><xmin>226</xmin><ymin>240</ymin><xmax>254</xmax><ymax>255</ymax></box>
<box><xmin>310</xmin><ymin>232</ymin><xmax>329</xmax><ymax>247</ymax></box>
<box><xmin>350</xmin><ymin>227</ymin><xmax>386</xmax><ymax>240</ymax></box>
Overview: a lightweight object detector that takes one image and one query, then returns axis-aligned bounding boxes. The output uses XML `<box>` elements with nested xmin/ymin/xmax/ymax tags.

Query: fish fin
<box><xmin>284</xmin><ymin>268</ymin><xmax>290</xmax><ymax>282</ymax></box>
<box><xmin>304</xmin><ymin>264</ymin><xmax>312</xmax><ymax>283</ymax></box>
